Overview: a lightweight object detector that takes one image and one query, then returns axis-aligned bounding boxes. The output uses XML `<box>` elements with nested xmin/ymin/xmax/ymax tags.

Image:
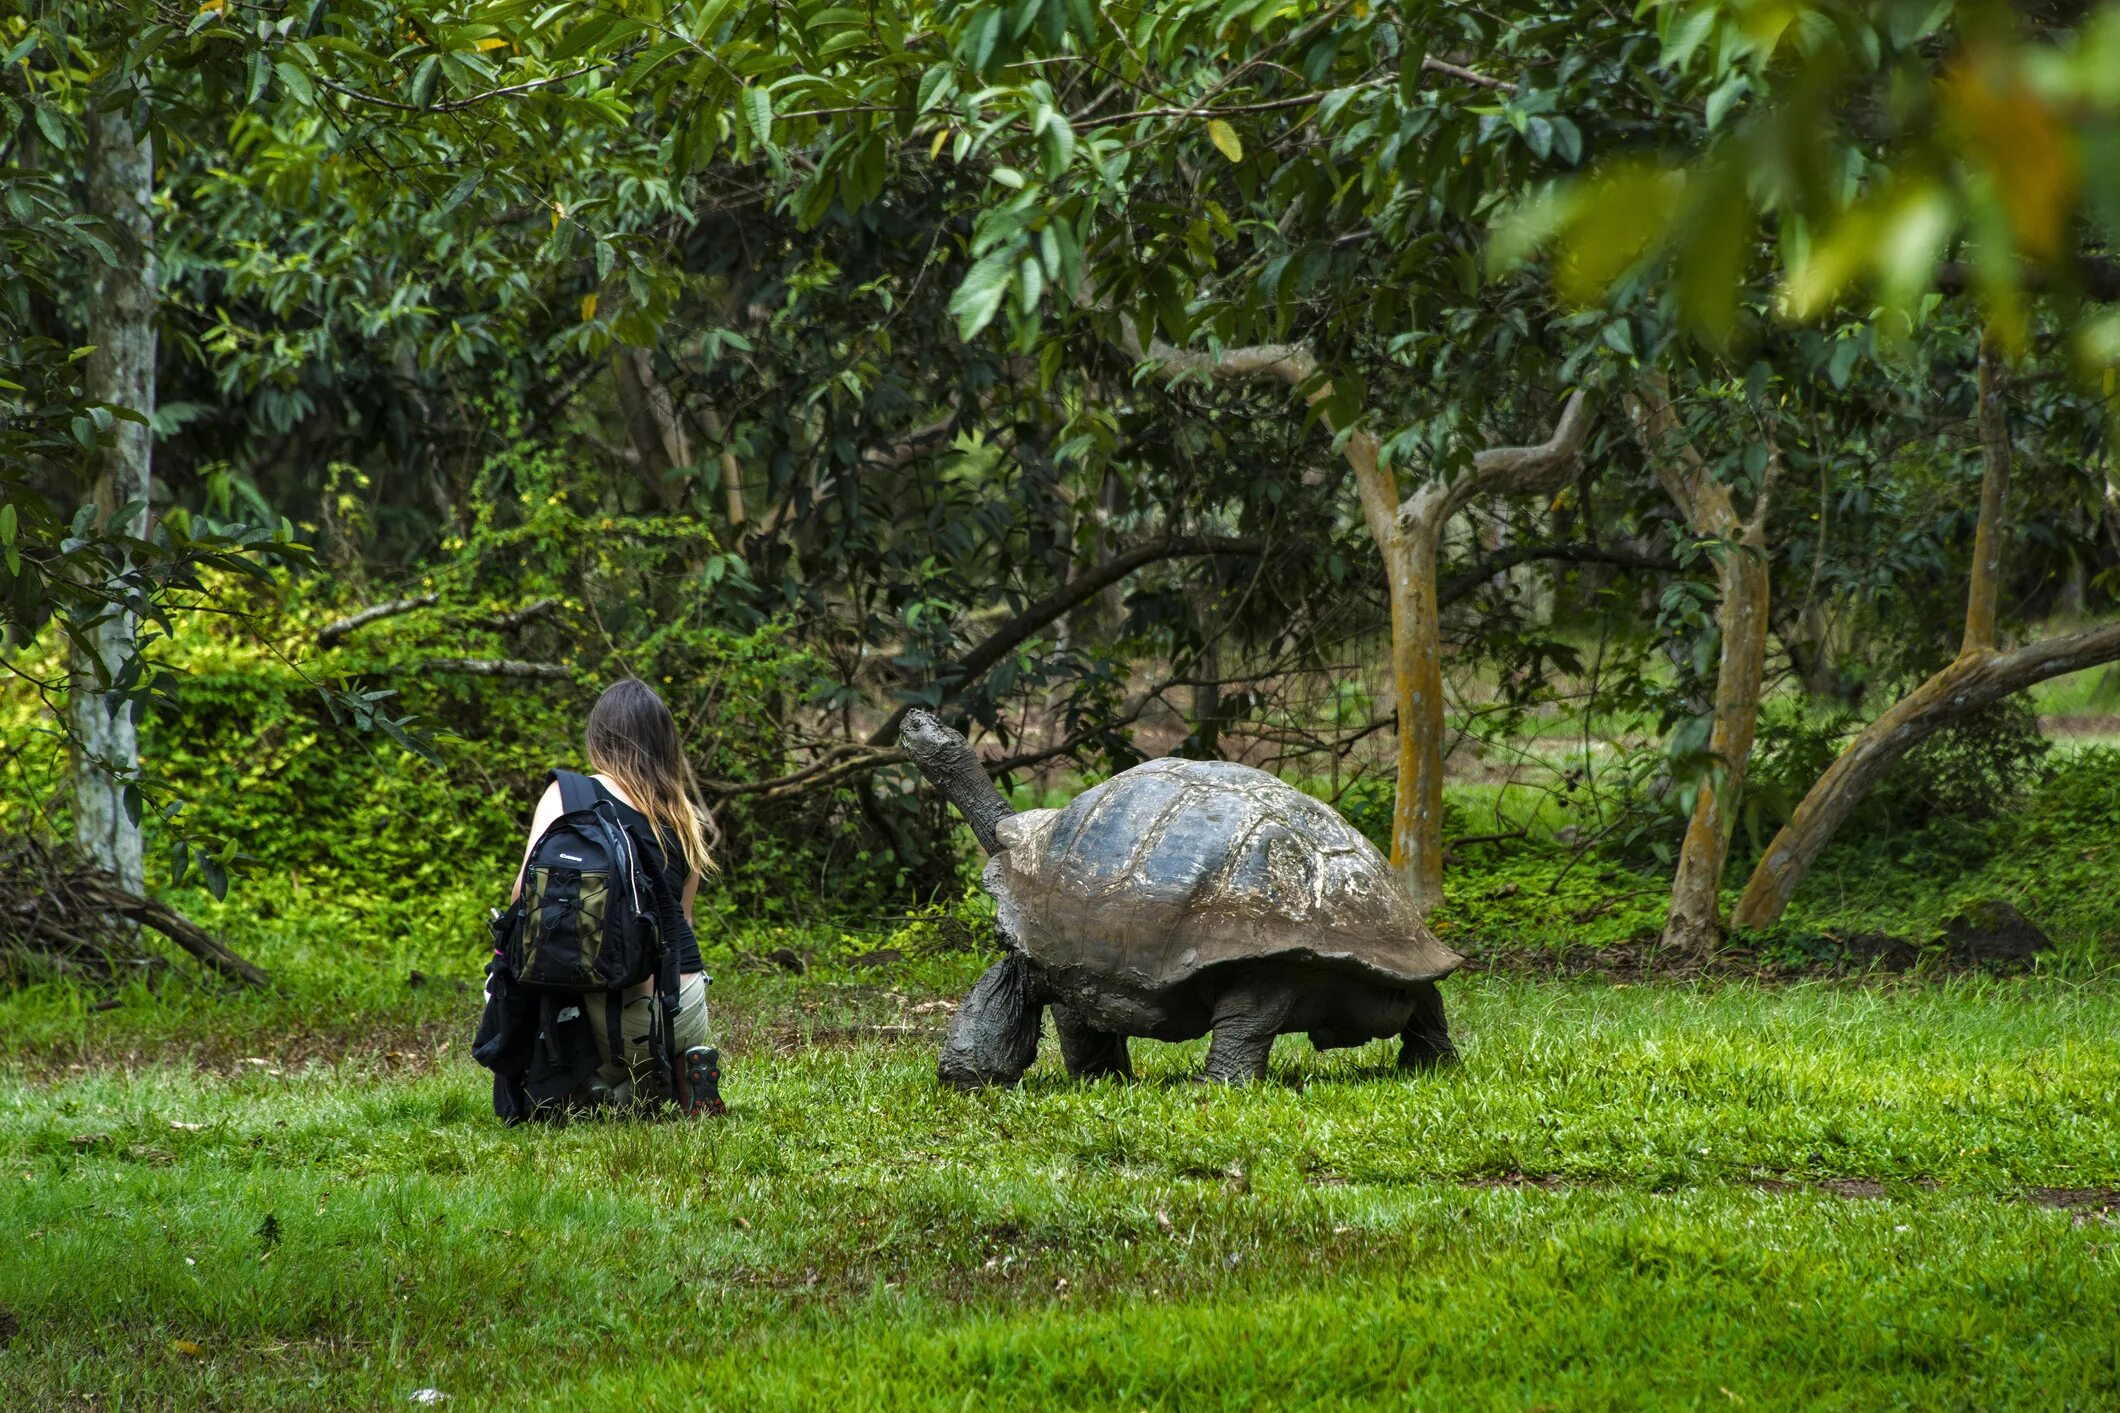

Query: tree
<box><xmin>1627</xmin><ymin>374</ymin><xmax>1781</xmax><ymax>951</ymax></box>
<box><xmin>1502</xmin><ymin>0</ymin><xmax>2120</xmax><ymax>927</ymax></box>
<box><xmin>1126</xmin><ymin>334</ymin><xmax>1589</xmax><ymax>908</ymax></box>
<box><xmin>1733</xmin><ymin>344</ymin><xmax>2120</xmax><ymax>926</ymax></box>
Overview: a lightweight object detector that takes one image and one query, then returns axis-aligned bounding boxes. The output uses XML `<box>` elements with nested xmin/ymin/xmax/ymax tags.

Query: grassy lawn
<box><xmin>5</xmin><ymin>967</ymin><xmax>2117</xmax><ymax>1410</ymax></box>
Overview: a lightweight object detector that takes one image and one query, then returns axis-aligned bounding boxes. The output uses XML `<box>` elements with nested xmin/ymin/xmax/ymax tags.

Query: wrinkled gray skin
<box><xmin>901</xmin><ymin>710</ymin><xmax>1462</xmax><ymax>1088</ymax></box>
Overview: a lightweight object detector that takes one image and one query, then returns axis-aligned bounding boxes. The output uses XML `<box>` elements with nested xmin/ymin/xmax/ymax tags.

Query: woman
<box><xmin>512</xmin><ymin>677</ymin><xmax>723</xmax><ymax>1115</ymax></box>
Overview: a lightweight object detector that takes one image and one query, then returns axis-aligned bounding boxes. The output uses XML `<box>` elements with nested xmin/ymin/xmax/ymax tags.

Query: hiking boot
<box><xmin>681</xmin><ymin>1046</ymin><xmax>726</xmax><ymax>1117</ymax></box>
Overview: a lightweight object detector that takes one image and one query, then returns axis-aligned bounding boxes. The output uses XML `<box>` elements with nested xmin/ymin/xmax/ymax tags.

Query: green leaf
<box><xmin>1661</xmin><ymin>6</ymin><xmax>1718</xmax><ymax>71</ymax></box>
<box><xmin>966</xmin><ymin>8</ymin><xmax>1002</xmax><ymax>73</ymax></box>
<box><xmin>275</xmin><ymin>61</ymin><xmax>315</xmax><ymax>107</ymax></box>
<box><xmin>948</xmin><ymin>248</ymin><xmax>1017</xmax><ymax>340</ymax></box>
<box><xmin>1207</xmin><ymin>119</ymin><xmax>1243</xmax><ymax>163</ymax></box>
<box><xmin>410</xmin><ymin>56</ymin><xmax>442</xmax><ymax>109</ymax></box>
<box><xmin>0</xmin><ymin>503</ymin><xmax>14</xmax><ymax>546</ymax></box>
<box><xmin>1549</xmin><ymin>115</ymin><xmax>1583</xmax><ymax>167</ymax></box>
<box><xmin>990</xmin><ymin>166</ymin><xmax>1026</xmax><ymax>189</ymax></box>
<box><xmin>32</xmin><ymin>101</ymin><xmax>63</xmax><ymax>149</ymax></box>
<box><xmin>745</xmin><ymin>86</ymin><xmax>773</xmax><ymax>147</ymax></box>
<box><xmin>1827</xmin><ymin>338</ymin><xmax>1862</xmax><ymax>389</ymax></box>
<box><xmin>915</xmin><ymin>64</ymin><xmax>954</xmax><ymax>114</ymax></box>
<box><xmin>1704</xmin><ymin>74</ymin><xmax>1749</xmax><ymax>130</ymax></box>
<box><xmin>439</xmin><ymin>170</ymin><xmax>483</xmax><ymax>217</ymax></box>
<box><xmin>1039</xmin><ymin>114</ymin><xmax>1075</xmax><ymax>178</ymax></box>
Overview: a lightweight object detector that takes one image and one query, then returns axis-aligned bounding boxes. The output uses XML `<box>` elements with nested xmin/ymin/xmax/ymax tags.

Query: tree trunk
<box><xmin>613</xmin><ymin>348</ymin><xmax>689</xmax><ymax>511</ymax></box>
<box><xmin>1628</xmin><ymin>377</ymin><xmax>1780</xmax><ymax>953</ymax></box>
<box><xmin>69</xmin><ymin>102</ymin><xmax>155</xmax><ymax>897</ymax></box>
<box><xmin>1732</xmin><ymin>345</ymin><xmax>2027</xmax><ymax>931</ymax></box>
<box><xmin>1390</xmin><ymin>507</ymin><xmax>1448</xmax><ymax>911</ymax></box>
<box><xmin>1663</xmin><ymin>544</ymin><xmax>1770</xmax><ymax>951</ymax></box>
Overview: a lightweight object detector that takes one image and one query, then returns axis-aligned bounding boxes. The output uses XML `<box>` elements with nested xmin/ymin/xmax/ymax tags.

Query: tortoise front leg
<box><xmin>1396</xmin><ymin>980</ymin><xmax>1458</xmax><ymax>1070</ymax></box>
<box><xmin>1200</xmin><ymin>977</ymin><xmax>1290</xmax><ymax>1084</ymax></box>
<box><xmin>938</xmin><ymin>952</ymin><xmax>1045</xmax><ymax>1090</ymax></box>
<box><xmin>1052</xmin><ymin>1005</ymin><xmax>1131</xmax><ymax>1081</ymax></box>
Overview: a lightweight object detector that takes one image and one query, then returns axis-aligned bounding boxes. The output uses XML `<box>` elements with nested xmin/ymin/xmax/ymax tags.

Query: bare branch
<box><xmin>1436</xmin><ymin>541</ymin><xmax>1678</xmax><ymax>609</ymax></box>
<box><xmin>1465</xmin><ymin>390</ymin><xmax>1594</xmax><ymax>491</ymax></box>
<box><xmin>867</xmin><ymin>533</ymin><xmax>1268</xmax><ymax>745</ymax></box>
<box><xmin>310</xmin><ymin>44</ymin><xmax>646</xmax><ymax>116</ymax></box>
<box><xmin>476</xmin><ymin>598</ymin><xmax>563</xmax><ymax>634</ymax></box>
<box><xmin>412</xmin><ymin>658</ymin><xmax>572</xmax><ymax>680</ymax></box>
<box><xmin>317</xmin><ymin>594</ymin><xmax>439</xmax><ymax>649</ymax></box>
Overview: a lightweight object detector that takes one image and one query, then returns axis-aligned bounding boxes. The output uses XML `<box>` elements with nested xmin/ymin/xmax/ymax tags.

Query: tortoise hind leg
<box><xmin>938</xmin><ymin>952</ymin><xmax>1044</xmax><ymax>1089</ymax></box>
<box><xmin>1397</xmin><ymin>981</ymin><xmax>1458</xmax><ymax>1070</ymax></box>
<box><xmin>1053</xmin><ymin>1006</ymin><xmax>1131</xmax><ymax>1081</ymax></box>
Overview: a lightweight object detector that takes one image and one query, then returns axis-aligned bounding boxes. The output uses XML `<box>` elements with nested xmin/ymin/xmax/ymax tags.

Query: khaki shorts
<box><xmin>584</xmin><ymin>972</ymin><xmax>711</xmax><ymax>1103</ymax></box>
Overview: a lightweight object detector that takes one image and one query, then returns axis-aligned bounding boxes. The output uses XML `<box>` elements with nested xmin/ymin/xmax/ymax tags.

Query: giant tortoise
<box><xmin>901</xmin><ymin>710</ymin><xmax>1463</xmax><ymax>1087</ymax></box>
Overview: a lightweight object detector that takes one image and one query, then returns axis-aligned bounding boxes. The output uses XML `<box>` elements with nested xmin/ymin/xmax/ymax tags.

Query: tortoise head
<box><xmin>899</xmin><ymin>708</ymin><xmax>1015</xmax><ymax>855</ymax></box>
<box><xmin>900</xmin><ymin>708</ymin><xmax>971</xmax><ymax>777</ymax></box>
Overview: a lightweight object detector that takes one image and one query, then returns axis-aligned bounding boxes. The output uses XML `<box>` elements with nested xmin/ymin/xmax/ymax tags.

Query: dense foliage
<box><xmin>3</xmin><ymin>0</ymin><xmax>2119</xmax><ymax>947</ymax></box>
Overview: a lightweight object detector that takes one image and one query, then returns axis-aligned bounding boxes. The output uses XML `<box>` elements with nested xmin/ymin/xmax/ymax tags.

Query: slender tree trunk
<box><xmin>1663</xmin><ymin>545</ymin><xmax>1770</xmax><ymax>950</ymax></box>
<box><xmin>1629</xmin><ymin>378</ymin><xmax>1780</xmax><ymax>952</ymax></box>
<box><xmin>1390</xmin><ymin>502</ymin><xmax>1449</xmax><ymax>910</ymax></box>
<box><xmin>68</xmin><ymin>103</ymin><xmax>154</xmax><ymax>897</ymax></box>
<box><xmin>696</xmin><ymin>405</ymin><xmax>746</xmax><ymax>529</ymax></box>
<box><xmin>1345</xmin><ymin>430</ymin><xmax>1448</xmax><ymax>908</ymax></box>
<box><xmin>613</xmin><ymin>348</ymin><xmax>689</xmax><ymax>511</ymax></box>
<box><xmin>1732</xmin><ymin>346</ymin><xmax>2024</xmax><ymax>931</ymax></box>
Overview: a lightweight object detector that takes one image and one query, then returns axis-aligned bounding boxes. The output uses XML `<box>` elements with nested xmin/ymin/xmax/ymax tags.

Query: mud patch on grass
<box><xmin>1469</xmin><ymin>906</ymin><xmax>2056</xmax><ymax>983</ymax></box>
<box><xmin>2026</xmin><ymin>1187</ymin><xmax>2120</xmax><ymax>1220</ymax></box>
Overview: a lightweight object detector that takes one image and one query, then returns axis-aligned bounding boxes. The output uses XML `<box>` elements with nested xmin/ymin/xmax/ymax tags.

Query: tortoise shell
<box><xmin>988</xmin><ymin>757</ymin><xmax>1461</xmax><ymax>994</ymax></box>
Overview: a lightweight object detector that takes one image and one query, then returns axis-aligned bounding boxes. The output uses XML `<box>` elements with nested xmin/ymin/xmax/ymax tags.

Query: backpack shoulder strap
<box><xmin>549</xmin><ymin>768</ymin><xmax>598</xmax><ymax>815</ymax></box>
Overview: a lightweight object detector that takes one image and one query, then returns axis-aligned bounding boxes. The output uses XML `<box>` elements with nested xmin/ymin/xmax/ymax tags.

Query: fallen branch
<box><xmin>112</xmin><ymin>894</ymin><xmax>272</xmax><ymax>988</ymax></box>
<box><xmin>1</xmin><ymin>838</ymin><xmax>267</xmax><ymax>988</ymax></box>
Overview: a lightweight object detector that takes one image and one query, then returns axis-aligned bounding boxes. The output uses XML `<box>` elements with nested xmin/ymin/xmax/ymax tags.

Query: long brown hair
<box><xmin>584</xmin><ymin>678</ymin><xmax>718</xmax><ymax>875</ymax></box>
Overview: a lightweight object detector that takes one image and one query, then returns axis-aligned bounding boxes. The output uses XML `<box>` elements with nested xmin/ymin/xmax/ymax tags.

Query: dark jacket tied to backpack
<box><xmin>473</xmin><ymin>769</ymin><xmax>680</xmax><ymax>1123</ymax></box>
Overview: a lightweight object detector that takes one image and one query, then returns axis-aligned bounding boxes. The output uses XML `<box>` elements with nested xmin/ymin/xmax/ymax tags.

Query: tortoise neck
<box><xmin>904</xmin><ymin>727</ymin><xmax>1014</xmax><ymax>855</ymax></box>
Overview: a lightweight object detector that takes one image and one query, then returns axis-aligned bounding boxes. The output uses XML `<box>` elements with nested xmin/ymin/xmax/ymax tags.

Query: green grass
<box><xmin>8</xmin><ymin>658</ymin><xmax>2120</xmax><ymax>1408</ymax></box>
<box><xmin>5</xmin><ymin>971</ymin><xmax>2118</xmax><ymax>1409</ymax></box>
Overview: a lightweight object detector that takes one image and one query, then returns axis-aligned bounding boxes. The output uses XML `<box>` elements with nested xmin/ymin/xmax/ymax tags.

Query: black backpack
<box><xmin>496</xmin><ymin>769</ymin><xmax>680</xmax><ymax>1100</ymax></box>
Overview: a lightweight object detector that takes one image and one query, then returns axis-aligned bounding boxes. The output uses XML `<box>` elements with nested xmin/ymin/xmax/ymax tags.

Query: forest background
<box><xmin>5</xmin><ymin>1</ymin><xmax>2120</xmax><ymax>1406</ymax></box>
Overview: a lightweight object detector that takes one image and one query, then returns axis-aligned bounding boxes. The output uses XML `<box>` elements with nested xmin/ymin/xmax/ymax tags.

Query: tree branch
<box><xmin>1468</xmin><ymin>390</ymin><xmax>1594</xmax><ymax>485</ymax></box>
<box><xmin>412</xmin><ymin>658</ymin><xmax>572</xmax><ymax>680</ymax></box>
<box><xmin>310</xmin><ymin>45</ymin><xmax>646</xmax><ymax>116</ymax></box>
<box><xmin>1435</xmin><ymin>541</ymin><xmax>1678</xmax><ymax>608</ymax></box>
<box><xmin>867</xmin><ymin>533</ymin><xmax>1267</xmax><ymax>745</ymax></box>
<box><xmin>317</xmin><ymin>594</ymin><xmax>440</xmax><ymax>648</ymax></box>
<box><xmin>116</xmin><ymin>893</ymin><xmax>271</xmax><ymax>988</ymax></box>
<box><xmin>475</xmin><ymin>598</ymin><xmax>563</xmax><ymax>634</ymax></box>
